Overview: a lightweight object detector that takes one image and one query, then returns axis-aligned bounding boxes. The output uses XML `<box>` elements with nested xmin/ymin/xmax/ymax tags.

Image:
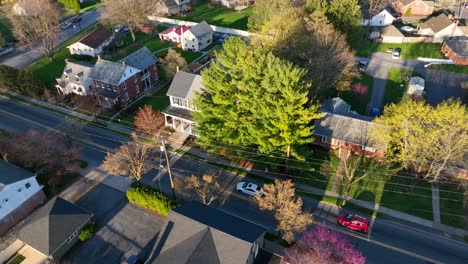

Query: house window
<box><xmin>136</xmin><ymin>85</ymin><xmax>140</xmax><ymax>94</ymax></box>
<box><xmin>172</xmin><ymin>97</ymin><xmax>188</xmax><ymax>108</ymax></box>
<box><xmin>25</xmin><ymin>183</ymin><xmax>31</xmax><ymax>189</ymax></box>
<box><xmin>321</xmin><ymin>136</ymin><xmax>331</xmax><ymax>144</ymax></box>
<box><xmin>125</xmin><ymin>92</ymin><xmax>129</xmax><ymax>101</ymax></box>
<box><xmin>133</xmin><ymin>76</ymin><xmax>138</xmax><ymax>83</ymax></box>
<box><xmin>122</xmin><ymin>81</ymin><xmax>127</xmax><ymax>90</ymax></box>
<box><xmin>363</xmin><ymin>146</ymin><xmax>376</xmax><ymax>153</ymax></box>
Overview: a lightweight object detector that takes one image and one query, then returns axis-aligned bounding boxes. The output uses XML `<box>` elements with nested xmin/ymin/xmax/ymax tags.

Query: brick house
<box><xmin>395</xmin><ymin>0</ymin><xmax>434</xmax><ymax>16</ymax></box>
<box><xmin>88</xmin><ymin>47</ymin><xmax>159</xmax><ymax>108</ymax></box>
<box><xmin>418</xmin><ymin>14</ymin><xmax>466</xmax><ymax>43</ymax></box>
<box><xmin>312</xmin><ymin>98</ymin><xmax>386</xmax><ymax>158</ymax></box>
<box><xmin>442</xmin><ymin>38</ymin><xmax>468</xmax><ymax>65</ymax></box>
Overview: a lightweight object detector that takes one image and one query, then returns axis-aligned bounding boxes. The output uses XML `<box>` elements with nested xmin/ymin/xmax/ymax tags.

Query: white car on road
<box><xmin>236</xmin><ymin>182</ymin><xmax>264</xmax><ymax>197</ymax></box>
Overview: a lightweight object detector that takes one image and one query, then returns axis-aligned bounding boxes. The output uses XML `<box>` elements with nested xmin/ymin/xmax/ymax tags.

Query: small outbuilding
<box><xmin>407</xmin><ymin>77</ymin><xmax>425</xmax><ymax>97</ymax></box>
<box><xmin>381</xmin><ymin>25</ymin><xmax>404</xmax><ymax>43</ymax></box>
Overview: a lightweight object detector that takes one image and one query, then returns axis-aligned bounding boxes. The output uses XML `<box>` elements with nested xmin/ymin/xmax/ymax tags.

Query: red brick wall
<box><xmin>149</xmin><ymin>63</ymin><xmax>159</xmax><ymax>84</ymax></box>
<box><xmin>313</xmin><ymin>136</ymin><xmax>384</xmax><ymax>158</ymax></box>
<box><xmin>397</xmin><ymin>0</ymin><xmax>434</xmax><ymax>16</ymax></box>
<box><xmin>442</xmin><ymin>42</ymin><xmax>468</xmax><ymax>65</ymax></box>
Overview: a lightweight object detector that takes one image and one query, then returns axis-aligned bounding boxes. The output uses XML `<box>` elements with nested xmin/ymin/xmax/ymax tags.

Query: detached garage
<box><xmin>381</xmin><ymin>26</ymin><xmax>404</xmax><ymax>43</ymax></box>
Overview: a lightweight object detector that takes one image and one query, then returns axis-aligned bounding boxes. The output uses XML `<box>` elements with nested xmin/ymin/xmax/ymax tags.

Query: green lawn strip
<box><xmin>427</xmin><ymin>64</ymin><xmax>468</xmax><ymax>74</ymax></box>
<box><xmin>172</xmin><ymin>0</ymin><xmax>252</xmax><ymax>30</ymax></box>
<box><xmin>352</xmin><ymin>43</ymin><xmax>443</xmax><ymax>59</ymax></box>
<box><xmin>8</xmin><ymin>254</ymin><xmax>25</xmax><ymax>264</ymax></box>
<box><xmin>382</xmin><ymin>68</ymin><xmax>411</xmax><ymax>106</ymax></box>
<box><xmin>0</xmin><ymin>16</ymin><xmax>15</xmax><ymax>43</ymax></box>
<box><xmin>345</xmin><ymin>161</ymin><xmax>387</xmax><ymax>207</ymax></box>
<box><xmin>341</xmin><ymin>73</ymin><xmax>374</xmax><ymax>115</ymax></box>
<box><xmin>438</xmin><ymin>183</ymin><xmax>466</xmax><ymax>229</ymax></box>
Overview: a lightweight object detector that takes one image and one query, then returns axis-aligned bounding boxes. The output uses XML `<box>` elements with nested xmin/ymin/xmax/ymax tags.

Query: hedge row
<box><xmin>0</xmin><ymin>65</ymin><xmax>44</xmax><ymax>98</ymax></box>
<box><xmin>126</xmin><ymin>185</ymin><xmax>176</xmax><ymax>216</ymax></box>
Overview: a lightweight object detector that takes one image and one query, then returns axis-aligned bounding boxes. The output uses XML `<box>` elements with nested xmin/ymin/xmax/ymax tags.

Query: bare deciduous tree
<box><xmin>255</xmin><ymin>179</ymin><xmax>313</xmax><ymax>243</ymax></box>
<box><xmin>101</xmin><ymin>0</ymin><xmax>162</xmax><ymax>42</ymax></box>
<box><xmin>7</xmin><ymin>0</ymin><xmax>61</xmax><ymax>60</ymax></box>
<box><xmin>102</xmin><ymin>133</ymin><xmax>153</xmax><ymax>181</ymax></box>
<box><xmin>360</xmin><ymin>0</ymin><xmax>387</xmax><ymax>18</ymax></box>
<box><xmin>182</xmin><ymin>174</ymin><xmax>222</xmax><ymax>205</ymax></box>
<box><xmin>134</xmin><ymin>105</ymin><xmax>165</xmax><ymax>140</ymax></box>
<box><xmin>161</xmin><ymin>48</ymin><xmax>188</xmax><ymax>78</ymax></box>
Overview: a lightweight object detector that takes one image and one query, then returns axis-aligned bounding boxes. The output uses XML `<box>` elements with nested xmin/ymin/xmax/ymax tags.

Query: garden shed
<box><xmin>407</xmin><ymin>77</ymin><xmax>425</xmax><ymax>97</ymax></box>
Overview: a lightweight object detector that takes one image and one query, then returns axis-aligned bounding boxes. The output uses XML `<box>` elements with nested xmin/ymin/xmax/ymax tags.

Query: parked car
<box><xmin>358</xmin><ymin>60</ymin><xmax>368</xmax><ymax>72</ymax></box>
<box><xmin>213</xmin><ymin>33</ymin><xmax>222</xmax><ymax>41</ymax></box>
<box><xmin>236</xmin><ymin>182</ymin><xmax>264</xmax><ymax>197</ymax></box>
<box><xmin>71</xmin><ymin>15</ymin><xmax>82</xmax><ymax>23</ymax></box>
<box><xmin>392</xmin><ymin>48</ymin><xmax>401</xmax><ymax>59</ymax></box>
<box><xmin>338</xmin><ymin>213</ymin><xmax>369</xmax><ymax>233</ymax></box>
<box><xmin>60</xmin><ymin>21</ymin><xmax>73</xmax><ymax>30</ymax></box>
<box><xmin>400</xmin><ymin>26</ymin><xmax>415</xmax><ymax>33</ymax></box>
<box><xmin>115</xmin><ymin>24</ymin><xmax>125</xmax><ymax>33</ymax></box>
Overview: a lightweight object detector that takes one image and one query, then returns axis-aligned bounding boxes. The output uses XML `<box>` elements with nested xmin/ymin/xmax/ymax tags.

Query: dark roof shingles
<box><xmin>78</xmin><ymin>27</ymin><xmax>113</xmax><ymax>49</ymax></box>
<box><xmin>120</xmin><ymin>47</ymin><xmax>158</xmax><ymax>71</ymax></box>
<box><xmin>420</xmin><ymin>14</ymin><xmax>453</xmax><ymax>33</ymax></box>
<box><xmin>0</xmin><ymin>160</ymin><xmax>35</xmax><ymax>185</ymax></box>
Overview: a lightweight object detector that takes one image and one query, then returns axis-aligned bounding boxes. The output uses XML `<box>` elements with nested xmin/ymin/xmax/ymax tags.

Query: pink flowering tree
<box><xmin>353</xmin><ymin>83</ymin><xmax>368</xmax><ymax>97</ymax></box>
<box><xmin>283</xmin><ymin>226</ymin><xmax>366</xmax><ymax>264</ymax></box>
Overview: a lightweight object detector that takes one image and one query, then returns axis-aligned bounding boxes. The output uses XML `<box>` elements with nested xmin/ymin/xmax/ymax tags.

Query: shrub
<box><xmin>79</xmin><ymin>224</ymin><xmax>95</xmax><ymax>241</ymax></box>
<box><xmin>0</xmin><ymin>65</ymin><xmax>44</xmax><ymax>97</ymax></box>
<box><xmin>126</xmin><ymin>185</ymin><xmax>176</xmax><ymax>216</ymax></box>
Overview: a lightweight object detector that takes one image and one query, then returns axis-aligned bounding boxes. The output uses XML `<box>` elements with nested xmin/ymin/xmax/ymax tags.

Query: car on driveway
<box><xmin>392</xmin><ymin>48</ymin><xmax>401</xmax><ymax>59</ymax></box>
<box><xmin>400</xmin><ymin>26</ymin><xmax>415</xmax><ymax>32</ymax></box>
<box><xmin>115</xmin><ymin>24</ymin><xmax>126</xmax><ymax>33</ymax></box>
<box><xmin>338</xmin><ymin>213</ymin><xmax>369</xmax><ymax>233</ymax></box>
<box><xmin>358</xmin><ymin>60</ymin><xmax>368</xmax><ymax>72</ymax></box>
<box><xmin>60</xmin><ymin>21</ymin><xmax>73</xmax><ymax>30</ymax></box>
<box><xmin>236</xmin><ymin>182</ymin><xmax>264</xmax><ymax>197</ymax></box>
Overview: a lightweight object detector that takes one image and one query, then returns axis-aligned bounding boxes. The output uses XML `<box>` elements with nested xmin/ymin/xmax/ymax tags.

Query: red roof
<box><xmin>159</xmin><ymin>26</ymin><xmax>189</xmax><ymax>36</ymax></box>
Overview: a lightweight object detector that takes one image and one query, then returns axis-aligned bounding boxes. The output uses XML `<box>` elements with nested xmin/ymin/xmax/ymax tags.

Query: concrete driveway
<box><xmin>62</xmin><ymin>184</ymin><xmax>165</xmax><ymax>264</ymax></box>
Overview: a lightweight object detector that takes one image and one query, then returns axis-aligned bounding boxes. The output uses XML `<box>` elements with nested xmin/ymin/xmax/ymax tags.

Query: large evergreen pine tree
<box><xmin>193</xmin><ymin>38</ymin><xmax>323</xmax><ymax>158</ymax></box>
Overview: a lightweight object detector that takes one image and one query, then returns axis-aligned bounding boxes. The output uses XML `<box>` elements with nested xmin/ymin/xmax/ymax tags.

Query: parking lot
<box><xmin>62</xmin><ymin>184</ymin><xmax>165</xmax><ymax>264</ymax></box>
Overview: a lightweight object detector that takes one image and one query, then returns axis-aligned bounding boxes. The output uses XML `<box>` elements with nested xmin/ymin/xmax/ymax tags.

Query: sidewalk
<box><xmin>2</xmin><ymin>89</ymin><xmax>466</xmax><ymax>239</ymax></box>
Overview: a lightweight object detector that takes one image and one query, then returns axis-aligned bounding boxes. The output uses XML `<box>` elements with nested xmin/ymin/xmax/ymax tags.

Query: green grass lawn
<box><xmin>172</xmin><ymin>0</ymin><xmax>253</xmax><ymax>30</ymax></box>
<box><xmin>352</xmin><ymin>42</ymin><xmax>443</xmax><ymax>59</ymax></box>
<box><xmin>439</xmin><ymin>183</ymin><xmax>466</xmax><ymax>229</ymax></box>
<box><xmin>111</xmin><ymin>33</ymin><xmax>171</xmax><ymax>61</ymax></box>
<box><xmin>0</xmin><ymin>16</ymin><xmax>15</xmax><ymax>43</ymax></box>
<box><xmin>341</xmin><ymin>73</ymin><xmax>374</xmax><ymax>115</ymax></box>
<box><xmin>427</xmin><ymin>64</ymin><xmax>468</xmax><ymax>74</ymax></box>
<box><xmin>382</xmin><ymin>68</ymin><xmax>411</xmax><ymax>106</ymax></box>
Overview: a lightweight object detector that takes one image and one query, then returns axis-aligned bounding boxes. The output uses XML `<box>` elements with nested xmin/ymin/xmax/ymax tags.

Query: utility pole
<box><xmin>161</xmin><ymin>140</ymin><xmax>176</xmax><ymax>199</ymax></box>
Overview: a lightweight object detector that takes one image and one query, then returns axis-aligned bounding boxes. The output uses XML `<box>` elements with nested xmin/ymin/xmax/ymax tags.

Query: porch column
<box><xmin>164</xmin><ymin>114</ymin><xmax>168</xmax><ymax>127</ymax></box>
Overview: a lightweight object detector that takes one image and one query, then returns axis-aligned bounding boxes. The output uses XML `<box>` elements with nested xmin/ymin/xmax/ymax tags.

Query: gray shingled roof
<box><xmin>147</xmin><ymin>203</ymin><xmax>266</xmax><ymax>264</ymax></box>
<box><xmin>120</xmin><ymin>47</ymin><xmax>158</xmax><ymax>71</ymax></box>
<box><xmin>420</xmin><ymin>14</ymin><xmax>453</xmax><ymax>33</ymax></box>
<box><xmin>0</xmin><ymin>160</ymin><xmax>35</xmax><ymax>185</ymax></box>
<box><xmin>401</xmin><ymin>0</ymin><xmax>434</xmax><ymax>6</ymax></box>
<box><xmin>166</xmin><ymin>71</ymin><xmax>204</xmax><ymax>100</ymax></box>
<box><xmin>445</xmin><ymin>39</ymin><xmax>468</xmax><ymax>57</ymax></box>
<box><xmin>58</xmin><ymin>61</ymin><xmax>93</xmax><ymax>86</ymax></box>
<box><xmin>93</xmin><ymin>88</ymin><xmax>120</xmax><ymax>99</ymax></box>
<box><xmin>77</xmin><ymin>27</ymin><xmax>113</xmax><ymax>49</ymax></box>
<box><xmin>188</xmin><ymin>21</ymin><xmax>213</xmax><ymax>37</ymax></box>
<box><xmin>320</xmin><ymin>97</ymin><xmax>351</xmax><ymax>113</ymax></box>
<box><xmin>13</xmin><ymin>197</ymin><xmax>93</xmax><ymax>257</ymax></box>
<box><xmin>89</xmin><ymin>59</ymin><xmax>127</xmax><ymax>85</ymax></box>
<box><xmin>381</xmin><ymin>25</ymin><xmax>405</xmax><ymax>37</ymax></box>
<box><xmin>162</xmin><ymin>105</ymin><xmax>194</xmax><ymax>121</ymax></box>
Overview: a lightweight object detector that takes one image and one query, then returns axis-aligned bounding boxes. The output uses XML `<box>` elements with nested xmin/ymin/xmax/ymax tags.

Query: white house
<box><xmin>67</xmin><ymin>27</ymin><xmax>114</xmax><ymax>57</ymax></box>
<box><xmin>162</xmin><ymin>71</ymin><xmax>203</xmax><ymax>135</ymax></box>
<box><xmin>418</xmin><ymin>14</ymin><xmax>466</xmax><ymax>43</ymax></box>
<box><xmin>407</xmin><ymin>77</ymin><xmax>425</xmax><ymax>97</ymax></box>
<box><xmin>0</xmin><ymin>160</ymin><xmax>46</xmax><ymax>235</ymax></box>
<box><xmin>55</xmin><ymin>60</ymin><xmax>93</xmax><ymax>96</ymax></box>
<box><xmin>181</xmin><ymin>21</ymin><xmax>213</xmax><ymax>52</ymax></box>
<box><xmin>362</xmin><ymin>8</ymin><xmax>395</xmax><ymax>27</ymax></box>
<box><xmin>158</xmin><ymin>25</ymin><xmax>190</xmax><ymax>44</ymax></box>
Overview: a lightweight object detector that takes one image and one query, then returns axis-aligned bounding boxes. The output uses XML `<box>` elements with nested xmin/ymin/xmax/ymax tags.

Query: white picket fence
<box><xmin>147</xmin><ymin>16</ymin><xmax>253</xmax><ymax>38</ymax></box>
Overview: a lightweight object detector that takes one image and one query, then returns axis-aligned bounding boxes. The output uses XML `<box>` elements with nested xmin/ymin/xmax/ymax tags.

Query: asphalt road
<box><xmin>1</xmin><ymin>96</ymin><xmax>467</xmax><ymax>264</ymax></box>
<box><xmin>0</xmin><ymin>10</ymin><xmax>101</xmax><ymax>69</ymax></box>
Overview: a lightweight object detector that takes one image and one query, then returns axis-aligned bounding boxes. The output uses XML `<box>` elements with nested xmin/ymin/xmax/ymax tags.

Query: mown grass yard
<box><xmin>427</xmin><ymin>64</ymin><xmax>468</xmax><ymax>74</ymax></box>
<box><xmin>0</xmin><ymin>16</ymin><xmax>15</xmax><ymax>43</ymax></box>
<box><xmin>352</xmin><ymin>42</ymin><xmax>443</xmax><ymax>60</ymax></box>
<box><xmin>172</xmin><ymin>0</ymin><xmax>253</xmax><ymax>30</ymax></box>
<box><xmin>382</xmin><ymin>68</ymin><xmax>411</xmax><ymax>106</ymax></box>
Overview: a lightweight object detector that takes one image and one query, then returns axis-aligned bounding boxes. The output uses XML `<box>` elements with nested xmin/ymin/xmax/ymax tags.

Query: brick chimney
<box><xmin>448</xmin><ymin>13</ymin><xmax>454</xmax><ymax>20</ymax></box>
<box><xmin>97</xmin><ymin>55</ymin><xmax>101</xmax><ymax>60</ymax></box>
<box><xmin>122</xmin><ymin>60</ymin><xmax>126</xmax><ymax>66</ymax></box>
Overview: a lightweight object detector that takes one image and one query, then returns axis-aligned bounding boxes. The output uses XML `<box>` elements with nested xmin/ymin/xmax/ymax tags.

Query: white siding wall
<box><xmin>363</xmin><ymin>10</ymin><xmax>394</xmax><ymax>27</ymax></box>
<box><xmin>0</xmin><ymin>177</ymin><xmax>42</xmax><ymax>220</ymax></box>
<box><xmin>68</xmin><ymin>36</ymin><xmax>114</xmax><ymax>57</ymax></box>
<box><xmin>434</xmin><ymin>26</ymin><xmax>464</xmax><ymax>43</ymax></box>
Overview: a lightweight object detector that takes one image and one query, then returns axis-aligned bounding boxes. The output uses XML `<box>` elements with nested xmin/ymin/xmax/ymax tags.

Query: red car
<box><xmin>338</xmin><ymin>214</ymin><xmax>369</xmax><ymax>233</ymax></box>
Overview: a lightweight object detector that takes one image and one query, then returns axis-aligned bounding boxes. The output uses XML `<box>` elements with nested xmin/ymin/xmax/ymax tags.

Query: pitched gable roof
<box><xmin>75</xmin><ymin>27</ymin><xmax>113</xmax><ymax>49</ymax></box>
<box><xmin>166</xmin><ymin>71</ymin><xmax>204</xmax><ymax>100</ymax></box>
<box><xmin>401</xmin><ymin>0</ymin><xmax>433</xmax><ymax>6</ymax></box>
<box><xmin>147</xmin><ymin>203</ymin><xmax>266</xmax><ymax>264</ymax></box>
<box><xmin>13</xmin><ymin>197</ymin><xmax>93</xmax><ymax>257</ymax></box>
<box><xmin>445</xmin><ymin>38</ymin><xmax>468</xmax><ymax>57</ymax></box>
<box><xmin>320</xmin><ymin>97</ymin><xmax>351</xmax><ymax>113</ymax></box>
<box><xmin>188</xmin><ymin>21</ymin><xmax>213</xmax><ymax>37</ymax></box>
<box><xmin>58</xmin><ymin>61</ymin><xmax>93</xmax><ymax>86</ymax></box>
<box><xmin>420</xmin><ymin>14</ymin><xmax>453</xmax><ymax>33</ymax></box>
<box><xmin>120</xmin><ymin>47</ymin><xmax>158</xmax><ymax>71</ymax></box>
<box><xmin>381</xmin><ymin>25</ymin><xmax>405</xmax><ymax>37</ymax></box>
<box><xmin>0</xmin><ymin>160</ymin><xmax>35</xmax><ymax>186</ymax></box>
<box><xmin>89</xmin><ymin>59</ymin><xmax>127</xmax><ymax>85</ymax></box>
<box><xmin>160</xmin><ymin>25</ymin><xmax>190</xmax><ymax>36</ymax></box>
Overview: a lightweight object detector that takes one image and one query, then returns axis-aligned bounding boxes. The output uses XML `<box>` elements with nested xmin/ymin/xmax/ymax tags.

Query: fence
<box><xmin>147</xmin><ymin>16</ymin><xmax>253</xmax><ymax>38</ymax></box>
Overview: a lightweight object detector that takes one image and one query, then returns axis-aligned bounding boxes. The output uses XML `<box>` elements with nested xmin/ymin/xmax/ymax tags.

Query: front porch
<box><xmin>162</xmin><ymin>106</ymin><xmax>196</xmax><ymax>135</ymax></box>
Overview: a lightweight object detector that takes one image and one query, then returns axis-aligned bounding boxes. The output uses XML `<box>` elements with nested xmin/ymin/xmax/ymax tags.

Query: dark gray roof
<box><xmin>445</xmin><ymin>39</ymin><xmax>468</xmax><ymax>57</ymax></box>
<box><xmin>320</xmin><ymin>97</ymin><xmax>351</xmax><ymax>113</ymax></box>
<box><xmin>162</xmin><ymin>0</ymin><xmax>178</xmax><ymax>8</ymax></box>
<box><xmin>58</xmin><ymin>61</ymin><xmax>93</xmax><ymax>86</ymax></box>
<box><xmin>0</xmin><ymin>160</ymin><xmax>35</xmax><ymax>185</ymax></box>
<box><xmin>188</xmin><ymin>21</ymin><xmax>213</xmax><ymax>37</ymax></box>
<box><xmin>120</xmin><ymin>47</ymin><xmax>158</xmax><ymax>71</ymax></box>
<box><xmin>13</xmin><ymin>197</ymin><xmax>93</xmax><ymax>257</ymax></box>
<box><xmin>166</xmin><ymin>71</ymin><xmax>204</xmax><ymax>100</ymax></box>
<box><xmin>93</xmin><ymin>88</ymin><xmax>120</xmax><ymax>99</ymax></box>
<box><xmin>162</xmin><ymin>106</ymin><xmax>193</xmax><ymax>121</ymax></box>
<box><xmin>314</xmin><ymin>112</ymin><xmax>386</xmax><ymax>149</ymax></box>
<box><xmin>420</xmin><ymin>14</ymin><xmax>453</xmax><ymax>33</ymax></box>
<box><xmin>89</xmin><ymin>59</ymin><xmax>127</xmax><ymax>85</ymax></box>
<box><xmin>77</xmin><ymin>27</ymin><xmax>113</xmax><ymax>49</ymax></box>
<box><xmin>147</xmin><ymin>203</ymin><xmax>266</xmax><ymax>264</ymax></box>
<box><xmin>381</xmin><ymin>25</ymin><xmax>405</xmax><ymax>37</ymax></box>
